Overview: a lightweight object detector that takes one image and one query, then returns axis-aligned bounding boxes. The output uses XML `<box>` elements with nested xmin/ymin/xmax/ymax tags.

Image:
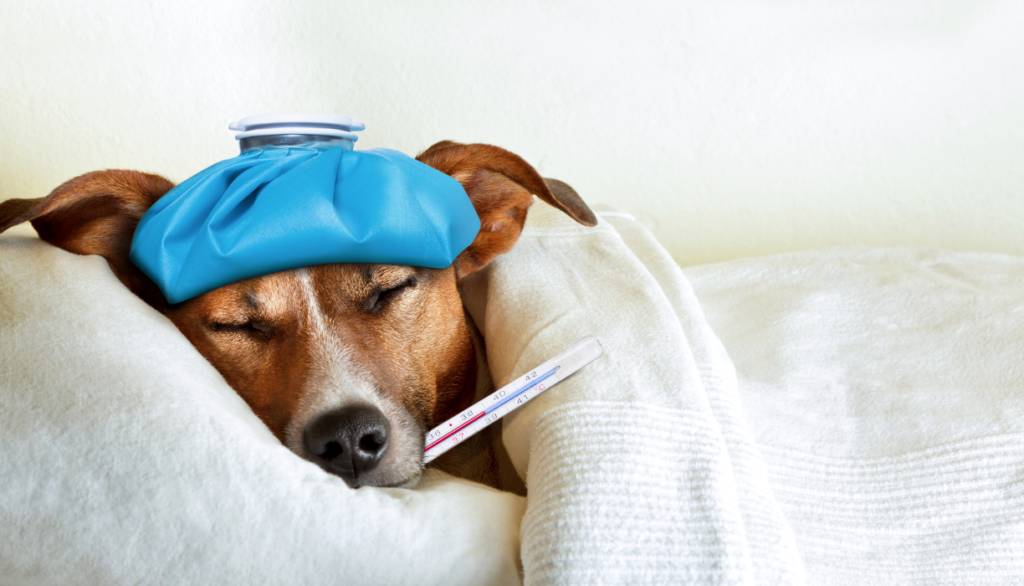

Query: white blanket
<box><xmin>466</xmin><ymin>204</ymin><xmax>1024</xmax><ymax>584</ymax></box>
<box><xmin>4</xmin><ymin>204</ymin><xmax>1024</xmax><ymax>584</ymax></box>
<box><xmin>686</xmin><ymin>247</ymin><xmax>1024</xmax><ymax>584</ymax></box>
<box><xmin>0</xmin><ymin>234</ymin><xmax>526</xmax><ymax>586</ymax></box>
<box><xmin>463</xmin><ymin>204</ymin><xmax>803</xmax><ymax>584</ymax></box>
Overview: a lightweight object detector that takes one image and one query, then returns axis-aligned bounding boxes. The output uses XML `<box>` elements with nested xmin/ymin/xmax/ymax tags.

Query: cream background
<box><xmin>1</xmin><ymin>0</ymin><xmax>1022</xmax><ymax>266</ymax></box>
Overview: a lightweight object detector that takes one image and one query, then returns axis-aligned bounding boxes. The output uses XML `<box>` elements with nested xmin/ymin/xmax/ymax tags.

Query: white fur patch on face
<box><xmin>284</xmin><ymin>269</ymin><xmax>423</xmax><ymax>487</ymax></box>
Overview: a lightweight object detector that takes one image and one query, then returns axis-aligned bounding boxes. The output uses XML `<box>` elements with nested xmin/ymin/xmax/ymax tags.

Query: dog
<box><xmin>0</xmin><ymin>141</ymin><xmax>596</xmax><ymax>492</ymax></box>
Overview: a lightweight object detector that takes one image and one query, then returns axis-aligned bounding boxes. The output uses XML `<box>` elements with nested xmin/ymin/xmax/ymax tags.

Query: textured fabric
<box><xmin>130</xmin><ymin>147</ymin><xmax>480</xmax><ymax>303</ymax></box>
<box><xmin>686</xmin><ymin>248</ymin><xmax>1024</xmax><ymax>584</ymax></box>
<box><xmin>0</xmin><ymin>233</ymin><xmax>524</xmax><ymax>586</ymax></box>
<box><xmin>464</xmin><ymin>204</ymin><xmax>1024</xmax><ymax>585</ymax></box>
<box><xmin>460</xmin><ymin>203</ymin><xmax>804</xmax><ymax>585</ymax></box>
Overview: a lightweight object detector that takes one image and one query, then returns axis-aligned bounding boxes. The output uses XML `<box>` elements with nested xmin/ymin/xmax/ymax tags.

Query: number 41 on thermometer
<box><xmin>423</xmin><ymin>336</ymin><xmax>603</xmax><ymax>464</ymax></box>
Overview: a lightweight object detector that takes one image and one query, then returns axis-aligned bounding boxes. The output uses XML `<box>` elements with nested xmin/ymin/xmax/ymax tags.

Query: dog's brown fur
<box><xmin>0</xmin><ymin>141</ymin><xmax>595</xmax><ymax>491</ymax></box>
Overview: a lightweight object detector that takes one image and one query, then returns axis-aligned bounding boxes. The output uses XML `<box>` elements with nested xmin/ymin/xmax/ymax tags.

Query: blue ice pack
<box><xmin>130</xmin><ymin>114</ymin><xmax>480</xmax><ymax>304</ymax></box>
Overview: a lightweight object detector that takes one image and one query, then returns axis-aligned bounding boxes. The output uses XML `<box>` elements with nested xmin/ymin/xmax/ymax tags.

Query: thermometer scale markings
<box><xmin>424</xmin><ymin>366</ymin><xmax>559</xmax><ymax>452</ymax></box>
<box><xmin>488</xmin><ymin>367</ymin><xmax>557</xmax><ymax>413</ymax></box>
<box><xmin>423</xmin><ymin>336</ymin><xmax>603</xmax><ymax>464</ymax></box>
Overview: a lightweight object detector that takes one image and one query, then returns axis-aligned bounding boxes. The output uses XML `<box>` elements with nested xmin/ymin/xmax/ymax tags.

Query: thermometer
<box><xmin>423</xmin><ymin>335</ymin><xmax>603</xmax><ymax>464</ymax></box>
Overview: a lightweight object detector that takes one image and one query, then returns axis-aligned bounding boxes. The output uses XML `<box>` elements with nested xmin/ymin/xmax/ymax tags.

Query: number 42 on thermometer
<box><xmin>423</xmin><ymin>336</ymin><xmax>603</xmax><ymax>464</ymax></box>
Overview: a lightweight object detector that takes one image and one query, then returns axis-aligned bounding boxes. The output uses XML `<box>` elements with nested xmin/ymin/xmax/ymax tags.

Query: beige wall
<box><xmin>2</xmin><ymin>0</ymin><xmax>1022</xmax><ymax>266</ymax></box>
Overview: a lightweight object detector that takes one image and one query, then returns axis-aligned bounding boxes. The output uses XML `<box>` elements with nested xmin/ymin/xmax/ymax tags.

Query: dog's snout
<box><xmin>303</xmin><ymin>405</ymin><xmax>390</xmax><ymax>487</ymax></box>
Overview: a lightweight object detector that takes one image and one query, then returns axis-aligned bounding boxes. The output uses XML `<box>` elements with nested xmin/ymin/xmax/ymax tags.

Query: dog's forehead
<box><xmin>192</xmin><ymin>271</ymin><xmax>304</xmax><ymax>315</ymax></box>
<box><xmin>250</xmin><ymin>264</ymin><xmax>417</xmax><ymax>308</ymax></box>
<box><xmin>190</xmin><ymin>263</ymin><xmax>421</xmax><ymax>319</ymax></box>
<box><xmin>309</xmin><ymin>264</ymin><xmax>419</xmax><ymax>299</ymax></box>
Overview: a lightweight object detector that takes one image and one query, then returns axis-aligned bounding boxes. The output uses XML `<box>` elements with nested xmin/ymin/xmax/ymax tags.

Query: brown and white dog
<box><xmin>0</xmin><ymin>141</ymin><xmax>596</xmax><ymax>493</ymax></box>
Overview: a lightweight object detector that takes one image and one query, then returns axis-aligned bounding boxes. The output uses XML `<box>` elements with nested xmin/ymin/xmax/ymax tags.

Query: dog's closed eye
<box><xmin>363</xmin><ymin>277</ymin><xmax>417</xmax><ymax>314</ymax></box>
<box><xmin>208</xmin><ymin>320</ymin><xmax>275</xmax><ymax>340</ymax></box>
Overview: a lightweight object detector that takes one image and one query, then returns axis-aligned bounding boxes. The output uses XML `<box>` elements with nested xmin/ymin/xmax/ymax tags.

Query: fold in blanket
<box><xmin>461</xmin><ymin>203</ymin><xmax>804</xmax><ymax>585</ymax></box>
<box><xmin>687</xmin><ymin>247</ymin><xmax>1024</xmax><ymax>584</ymax></box>
<box><xmin>0</xmin><ymin>234</ymin><xmax>526</xmax><ymax>586</ymax></box>
<box><xmin>466</xmin><ymin>204</ymin><xmax>1024</xmax><ymax>585</ymax></box>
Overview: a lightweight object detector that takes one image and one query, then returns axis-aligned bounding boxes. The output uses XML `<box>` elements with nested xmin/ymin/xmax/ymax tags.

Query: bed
<box><xmin>3</xmin><ymin>202</ymin><xmax>1022</xmax><ymax>585</ymax></box>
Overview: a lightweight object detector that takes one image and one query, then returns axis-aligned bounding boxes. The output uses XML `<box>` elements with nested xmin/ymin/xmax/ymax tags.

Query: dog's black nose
<box><xmin>303</xmin><ymin>405</ymin><xmax>390</xmax><ymax>487</ymax></box>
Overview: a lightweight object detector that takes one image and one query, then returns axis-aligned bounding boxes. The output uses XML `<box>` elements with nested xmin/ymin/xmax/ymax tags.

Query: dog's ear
<box><xmin>0</xmin><ymin>170</ymin><xmax>174</xmax><ymax>308</ymax></box>
<box><xmin>417</xmin><ymin>141</ymin><xmax>597</xmax><ymax>279</ymax></box>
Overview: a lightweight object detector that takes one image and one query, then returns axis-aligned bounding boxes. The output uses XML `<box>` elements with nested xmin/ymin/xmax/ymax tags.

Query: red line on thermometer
<box><xmin>422</xmin><ymin>336</ymin><xmax>603</xmax><ymax>465</ymax></box>
<box><xmin>424</xmin><ymin>410</ymin><xmax>487</xmax><ymax>452</ymax></box>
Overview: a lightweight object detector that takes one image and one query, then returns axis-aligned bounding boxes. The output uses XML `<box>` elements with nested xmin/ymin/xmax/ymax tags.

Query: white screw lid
<box><xmin>229</xmin><ymin>113</ymin><xmax>365</xmax><ymax>141</ymax></box>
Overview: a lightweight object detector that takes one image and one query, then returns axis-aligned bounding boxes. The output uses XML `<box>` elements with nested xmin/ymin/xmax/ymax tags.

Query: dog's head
<box><xmin>0</xmin><ymin>141</ymin><xmax>595</xmax><ymax>488</ymax></box>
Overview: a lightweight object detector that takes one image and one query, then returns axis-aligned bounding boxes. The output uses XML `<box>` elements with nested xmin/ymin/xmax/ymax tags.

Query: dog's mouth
<box><xmin>328</xmin><ymin>470</ymin><xmax>422</xmax><ymax>490</ymax></box>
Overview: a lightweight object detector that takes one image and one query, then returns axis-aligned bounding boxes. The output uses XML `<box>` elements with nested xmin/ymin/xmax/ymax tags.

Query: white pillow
<box><xmin>0</xmin><ymin>233</ymin><xmax>526</xmax><ymax>586</ymax></box>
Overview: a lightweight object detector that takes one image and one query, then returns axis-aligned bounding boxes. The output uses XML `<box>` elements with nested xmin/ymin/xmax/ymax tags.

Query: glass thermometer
<box><xmin>423</xmin><ymin>336</ymin><xmax>603</xmax><ymax>464</ymax></box>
